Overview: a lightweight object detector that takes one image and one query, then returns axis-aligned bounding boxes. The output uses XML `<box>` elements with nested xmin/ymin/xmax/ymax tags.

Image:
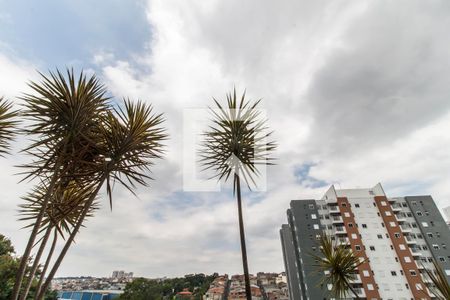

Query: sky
<box><xmin>1</xmin><ymin>0</ymin><xmax>450</xmax><ymax>278</ymax></box>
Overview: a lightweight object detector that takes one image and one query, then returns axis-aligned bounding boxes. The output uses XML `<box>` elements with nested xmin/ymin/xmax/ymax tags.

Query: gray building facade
<box><xmin>405</xmin><ymin>196</ymin><xmax>450</xmax><ymax>282</ymax></box>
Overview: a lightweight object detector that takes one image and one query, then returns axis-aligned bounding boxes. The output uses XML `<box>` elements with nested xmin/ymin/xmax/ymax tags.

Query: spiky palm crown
<box><xmin>0</xmin><ymin>97</ymin><xmax>19</xmax><ymax>156</ymax></box>
<box><xmin>20</xmin><ymin>68</ymin><xmax>110</xmax><ymax>184</ymax></box>
<box><xmin>18</xmin><ymin>182</ymin><xmax>99</xmax><ymax>239</ymax></box>
<box><xmin>200</xmin><ymin>89</ymin><xmax>276</xmax><ymax>190</ymax></box>
<box><xmin>311</xmin><ymin>233</ymin><xmax>364</xmax><ymax>298</ymax></box>
<box><xmin>100</xmin><ymin>99</ymin><xmax>167</xmax><ymax>207</ymax></box>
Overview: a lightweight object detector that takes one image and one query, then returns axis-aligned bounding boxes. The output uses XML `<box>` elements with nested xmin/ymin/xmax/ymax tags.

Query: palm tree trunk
<box><xmin>234</xmin><ymin>174</ymin><xmax>252</xmax><ymax>300</ymax></box>
<box><xmin>19</xmin><ymin>226</ymin><xmax>52</xmax><ymax>300</ymax></box>
<box><xmin>35</xmin><ymin>228</ymin><xmax>58</xmax><ymax>300</ymax></box>
<box><xmin>12</xmin><ymin>171</ymin><xmax>60</xmax><ymax>300</ymax></box>
<box><xmin>37</xmin><ymin>178</ymin><xmax>105</xmax><ymax>300</ymax></box>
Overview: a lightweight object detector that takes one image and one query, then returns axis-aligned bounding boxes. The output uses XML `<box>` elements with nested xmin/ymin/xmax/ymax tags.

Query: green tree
<box><xmin>311</xmin><ymin>233</ymin><xmax>364</xmax><ymax>299</ymax></box>
<box><xmin>0</xmin><ymin>234</ymin><xmax>56</xmax><ymax>300</ymax></box>
<box><xmin>200</xmin><ymin>89</ymin><xmax>276</xmax><ymax>300</ymax></box>
<box><xmin>119</xmin><ymin>278</ymin><xmax>164</xmax><ymax>300</ymax></box>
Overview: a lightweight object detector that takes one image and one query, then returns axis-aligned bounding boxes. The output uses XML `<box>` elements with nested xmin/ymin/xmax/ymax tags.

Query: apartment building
<box><xmin>280</xmin><ymin>183</ymin><xmax>450</xmax><ymax>300</ymax></box>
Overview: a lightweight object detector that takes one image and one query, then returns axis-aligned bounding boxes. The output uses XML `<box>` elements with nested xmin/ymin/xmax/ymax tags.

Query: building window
<box><xmin>362</xmin><ymin>270</ymin><xmax>369</xmax><ymax>277</ymax></box>
<box><xmin>351</xmin><ymin>234</ymin><xmax>358</xmax><ymax>240</ymax></box>
<box><xmin>348</xmin><ymin>223</ymin><xmax>354</xmax><ymax>228</ymax></box>
<box><xmin>404</xmin><ymin>257</ymin><xmax>411</xmax><ymax>263</ymax></box>
<box><xmin>390</xmin><ymin>222</ymin><xmax>396</xmax><ymax>227</ymax></box>
<box><xmin>445</xmin><ymin>270</ymin><xmax>450</xmax><ymax>276</ymax></box>
<box><xmin>367</xmin><ymin>284</ymin><xmax>374</xmax><ymax>291</ymax></box>
<box><xmin>355</xmin><ymin>245</ymin><xmax>361</xmax><ymax>251</ymax></box>
<box><xmin>377</xmin><ymin>234</ymin><xmax>382</xmax><ymax>239</ymax></box>
<box><xmin>355</xmin><ymin>203</ymin><xmax>360</xmax><ymax>208</ymax></box>
<box><xmin>399</xmin><ymin>244</ymin><xmax>406</xmax><ymax>250</ymax></box>
<box><xmin>342</xmin><ymin>203</ymin><xmax>347</xmax><ymax>207</ymax></box>
<box><xmin>391</xmin><ymin>271</ymin><xmax>397</xmax><ymax>276</ymax></box>
<box><xmin>422</xmin><ymin>222</ymin><xmax>428</xmax><ymax>227</ymax></box>
<box><xmin>439</xmin><ymin>257</ymin><xmax>446</xmax><ymax>262</ymax></box>
<box><xmin>402</xmin><ymin>202</ymin><xmax>408</xmax><ymax>207</ymax></box>
<box><xmin>407</xmin><ymin>212</ymin><xmax>412</xmax><ymax>217</ymax></box>
<box><xmin>427</xmin><ymin>233</ymin><xmax>433</xmax><ymax>238</ymax></box>
<box><xmin>417</xmin><ymin>211</ymin><xmax>423</xmax><ymax>216</ymax></box>
<box><xmin>381</xmin><ymin>201</ymin><xmax>387</xmax><ymax>206</ymax></box>
<box><xmin>362</xmin><ymin>224</ymin><xmax>367</xmax><ymax>228</ymax></box>
<box><xmin>385</xmin><ymin>211</ymin><xmax>392</xmax><ymax>216</ymax></box>
<box><xmin>311</xmin><ymin>214</ymin><xmax>317</xmax><ymax>219</ymax></box>
<box><xmin>415</xmin><ymin>283</ymin><xmax>422</xmax><ymax>290</ymax></box>
<box><xmin>433</xmin><ymin>244</ymin><xmax>439</xmax><ymax>250</ymax></box>
<box><xmin>369</xmin><ymin>246</ymin><xmax>375</xmax><ymax>251</ymax></box>
<box><xmin>344</xmin><ymin>212</ymin><xmax>350</xmax><ymax>217</ymax></box>
<box><xmin>410</xmin><ymin>270</ymin><xmax>417</xmax><ymax>276</ymax></box>
<box><xmin>313</xmin><ymin>224</ymin><xmax>319</xmax><ymax>230</ymax></box>
<box><xmin>309</xmin><ymin>204</ymin><xmax>315</xmax><ymax>209</ymax></box>
<box><xmin>412</xmin><ymin>201</ymin><xmax>417</xmax><ymax>205</ymax></box>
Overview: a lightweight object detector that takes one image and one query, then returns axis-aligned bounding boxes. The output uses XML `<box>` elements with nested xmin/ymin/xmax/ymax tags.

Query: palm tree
<box><xmin>13</xmin><ymin>69</ymin><xmax>110</xmax><ymax>300</ymax></box>
<box><xmin>200</xmin><ymin>89</ymin><xmax>276</xmax><ymax>300</ymax></box>
<box><xmin>36</xmin><ymin>99</ymin><xmax>167</xmax><ymax>299</ymax></box>
<box><xmin>18</xmin><ymin>182</ymin><xmax>99</xmax><ymax>300</ymax></box>
<box><xmin>311</xmin><ymin>233</ymin><xmax>364</xmax><ymax>299</ymax></box>
<box><xmin>422</xmin><ymin>260</ymin><xmax>450</xmax><ymax>299</ymax></box>
<box><xmin>0</xmin><ymin>96</ymin><xmax>19</xmax><ymax>155</ymax></box>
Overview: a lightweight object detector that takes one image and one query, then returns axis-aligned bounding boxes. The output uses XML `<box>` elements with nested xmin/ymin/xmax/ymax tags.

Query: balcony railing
<box><xmin>334</xmin><ymin>226</ymin><xmax>347</xmax><ymax>234</ymax></box>
<box><xmin>400</xmin><ymin>224</ymin><xmax>412</xmax><ymax>232</ymax></box>
<box><xmin>405</xmin><ymin>236</ymin><xmax>416</xmax><ymax>244</ymax></box>
<box><xmin>409</xmin><ymin>248</ymin><xmax>422</xmax><ymax>256</ymax></box>
<box><xmin>332</xmin><ymin>216</ymin><xmax>344</xmax><ymax>223</ymax></box>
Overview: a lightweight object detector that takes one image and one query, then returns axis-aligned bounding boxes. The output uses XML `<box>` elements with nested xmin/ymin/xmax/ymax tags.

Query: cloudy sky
<box><xmin>1</xmin><ymin>0</ymin><xmax>450</xmax><ymax>278</ymax></box>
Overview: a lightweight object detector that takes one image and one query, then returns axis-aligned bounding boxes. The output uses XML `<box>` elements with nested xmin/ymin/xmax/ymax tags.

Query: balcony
<box><xmin>405</xmin><ymin>236</ymin><xmax>417</xmax><ymax>244</ymax></box>
<box><xmin>348</xmin><ymin>274</ymin><xmax>362</xmax><ymax>283</ymax></box>
<box><xmin>391</xmin><ymin>204</ymin><xmax>402</xmax><ymax>212</ymax></box>
<box><xmin>352</xmin><ymin>288</ymin><xmax>365</xmax><ymax>297</ymax></box>
<box><xmin>409</xmin><ymin>248</ymin><xmax>422</xmax><ymax>256</ymax></box>
<box><xmin>337</xmin><ymin>237</ymin><xmax>350</xmax><ymax>246</ymax></box>
<box><xmin>395</xmin><ymin>214</ymin><xmax>406</xmax><ymax>223</ymax></box>
<box><xmin>332</xmin><ymin>216</ymin><xmax>344</xmax><ymax>224</ymax></box>
<box><xmin>400</xmin><ymin>224</ymin><xmax>412</xmax><ymax>233</ymax></box>
<box><xmin>334</xmin><ymin>226</ymin><xmax>347</xmax><ymax>235</ymax></box>
<box><xmin>329</xmin><ymin>206</ymin><xmax>341</xmax><ymax>214</ymax></box>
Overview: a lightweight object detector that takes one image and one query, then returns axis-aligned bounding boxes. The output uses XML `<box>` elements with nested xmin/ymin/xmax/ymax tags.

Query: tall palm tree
<box><xmin>13</xmin><ymin>69</ymin><xmax>110</xmax><ymax>300</ymax></box>
<box><xmin>200</xmin><ymin>89</ymin><xmax>276</xmax><ymax>300</ymax></box>
<box><xmin>0</xmin><ymin>96</ymin><xmax>19</xmax><ymax>155</ymax></box>
<box><xmin>36</xmin><ymin>99</ymin><xmax>167</xmax><ymax>299</ymax></box>
<box><xmin>422</xmin><ymin>260</ymin><xmax>450</xmax><ymax>299</ymax></box>
<box><xmin>311</xmin><ymin>233</ymin><xmax>364</xmax><ymax>299</ymax></box>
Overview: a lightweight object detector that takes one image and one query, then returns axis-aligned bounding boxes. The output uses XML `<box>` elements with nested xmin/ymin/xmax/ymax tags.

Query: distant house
<box><xmin>176</xmin><ymin>288</ymin><xmax>193</xmax><ymax>299</ymax></box>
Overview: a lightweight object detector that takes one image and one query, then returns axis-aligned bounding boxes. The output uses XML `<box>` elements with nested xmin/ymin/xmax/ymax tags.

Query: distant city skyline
<box><xmin>1</xmin><ymin>0</ymin><xmax>450</xmax><ymax>278</ymax></box>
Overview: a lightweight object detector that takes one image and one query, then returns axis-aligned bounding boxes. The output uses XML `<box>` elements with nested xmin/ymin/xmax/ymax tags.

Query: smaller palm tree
<box><xmin>200</xmin><ymin>89</ymin><xmax>276</xmax><ymax>300</ymax></box>
<box><xmin>0</xmin><ymin>96</ymin><xmax>19</xmax><ymax>155</ymax></box>
<box><xmin>422</xmin><ymin>260</ymin><xmax>450</xmax><ymax>299</ymax></box>
<box><xmin>311</xmin><ymin>233</ymin><xmax>364</xmax><ymax>299</ymax></box>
